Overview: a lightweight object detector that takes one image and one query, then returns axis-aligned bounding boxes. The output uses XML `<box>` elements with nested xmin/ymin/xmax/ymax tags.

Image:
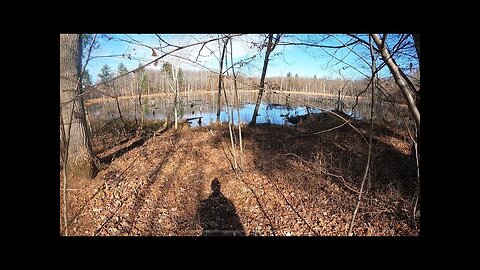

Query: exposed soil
<box><xmin>60</xmin><ymin>113</ymin><xmax>419</xmax><ymax>236</ymax></box>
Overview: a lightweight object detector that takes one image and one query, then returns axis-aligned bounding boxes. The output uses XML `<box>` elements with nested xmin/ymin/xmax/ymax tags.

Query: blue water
<box><xmin>190</xmin><ymin>103</ymin><xmax>323</xmax><ymax>127</ymax></box>
<box><xmin>86</xmin><ymin>93</ymin><xmax>387</xmax><ymax>129</ymax></box>
<box><xmin>140</xmin><ymin>102</ymin><xmax>324</xmax><ymax>127</ymax></box>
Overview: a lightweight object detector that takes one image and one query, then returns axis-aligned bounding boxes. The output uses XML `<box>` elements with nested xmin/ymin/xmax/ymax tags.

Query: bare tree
<box><xmin>371</xmin><ymin>34</ymin><xmax>420</xmax><ymax>128</ymax></box>
<box><xmin>230</xmin><ymin>38</ymin><xmax>244</xmax><ymax>169</ymax></box>
<box><xmin>173</xmin><ymin>66</ymin><xmax>179</xmax><ymax>129</ymax></box>
<box><xmin>250</xmin><ymin>34</ymin><xmax>282</xmax><ymax>125</ymax></box>
<box><xmin>216</xmin><ymin>36</ymin><xmax>229</xmax><ymax>123</ymax></box>
<box><xmin>60</xmin><ymin>34</ymin><xmax>97</xmax><ymax>178</ymax></box>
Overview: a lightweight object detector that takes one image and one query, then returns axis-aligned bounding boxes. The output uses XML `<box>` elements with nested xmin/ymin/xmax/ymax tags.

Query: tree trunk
<box><xmin>60</xmin><ymin>34</ymin><xmax>97</xmax><ymax>178</ymax></box>
<box><xmin>230</xmin><ymin>39</ymin><xmax>243</xmax><ymax>169</ymax></box>
<box><xmin>216</xmin><ymin>38</ymin><xmax>229</xmax><ymax>123</ymax></box>
<box><xmin>412</xmin><ymin>34</ymin><xmax>420</xmax><ymax>60</ymax></box>
<box><xmin>139</xmin><ymin>77</ymin><xmax>144</xmax><ymax>128</ymax></box>
<box><xmin>250</xmin><ymin>34</ymin><xmax>276</xmax><ymax>126</ymax></box>
<box><xmin>371</xmin><ymin>34</ymin><xmax>420</xmax><ymax>128</ymax></box>
<box><xmin>173</xmin><ymin>67</ymin><xmax>178</xmax><ymax>129</ymax></box>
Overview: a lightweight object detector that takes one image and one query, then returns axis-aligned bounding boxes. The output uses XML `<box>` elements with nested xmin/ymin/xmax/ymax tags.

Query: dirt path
<box><xmin>61</xmin><ymin>115</ymin><xmax>419</xmax><ymax>236</ymax></box>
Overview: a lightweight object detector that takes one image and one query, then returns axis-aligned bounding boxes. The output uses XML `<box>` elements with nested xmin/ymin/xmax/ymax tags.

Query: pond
<box><xmin>85</xmin><ymin>90</ymin><xmax>410</xmax><ymax>128</ymax></box>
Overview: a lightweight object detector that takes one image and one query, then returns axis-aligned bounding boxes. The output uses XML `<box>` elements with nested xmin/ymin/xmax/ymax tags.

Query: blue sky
<box><xmin>83</xmin><ymin>34</ymin><xmax>417</xmax><ymax>84</ymax></box>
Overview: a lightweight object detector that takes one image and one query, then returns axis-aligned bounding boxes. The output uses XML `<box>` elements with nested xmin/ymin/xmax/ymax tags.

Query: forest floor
<box><xmin>60</xmin><ymin>113</ymin><xmax>420</xmax><ymax>236</ymax></box>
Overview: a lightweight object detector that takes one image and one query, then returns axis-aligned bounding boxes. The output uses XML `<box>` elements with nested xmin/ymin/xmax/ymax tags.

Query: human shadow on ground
<box><xmin>198</xmin><ymin>178</ymin><xmax>245</xmax><ymax>236</ymax></box>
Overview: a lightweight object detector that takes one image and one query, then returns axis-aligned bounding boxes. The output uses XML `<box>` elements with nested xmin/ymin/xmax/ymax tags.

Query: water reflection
<box><xmin>86</xmin><ymin>92</ymin><xmax>409</xmax><ymax>128</ymax></box>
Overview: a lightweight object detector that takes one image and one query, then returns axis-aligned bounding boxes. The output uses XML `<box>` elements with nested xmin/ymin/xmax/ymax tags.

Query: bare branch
<box><xmin>88</xmin><ymin>54</ymin><xmax>126</xmax><ymax>61</ymax></box>
<box><xmin>331</xmin><ymin>34</ymin><xmax>370</xmax><ymax>67</ymax></box>
<box><xmin>155</xmin><ymin>34</ymin><xmax>180</xmax><ymax>49</ymax></box>
<box><xmin>371</xmin><ymin>34</ymin><xmax>420</xmax><ymax>127</ymax></box>
<box><xmin>308</xmin><ymin>119</ymin><xmax>351</xmax><ymax>135</ymax></box>
<box><xmin>277</xmin><ymin>39</ymin><xmax>359</xmax><ymax>49</ymax></box>
<box><xmin>61</xmin><ymin>34</ymin><xmax>243</xmax><ymax>108</ymax></box>
<box><xmin>190</xmin><ymin>34</ymin><xmax>220</xmax><ymax>62</ymax></box>
<box><xmin>348</xmin><ymin>35</ymin><xmax>376</xmax><ymax>236</ymax></box>
<box><xmin>347</xmin><ymin>34</ymin><xmax>379</xmax><ymax>53</ymax></box>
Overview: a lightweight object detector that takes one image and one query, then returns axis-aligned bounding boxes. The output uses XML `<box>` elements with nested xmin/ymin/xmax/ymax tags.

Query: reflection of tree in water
<box><xmin>198</xmin><ymin>178</ymin><xmax>245</xmax><ymax>236</ymax></box>
<box><xmin>265</xmin><ymin>104</ymin><xmax>271</xmax><ymax>124</ymax></box>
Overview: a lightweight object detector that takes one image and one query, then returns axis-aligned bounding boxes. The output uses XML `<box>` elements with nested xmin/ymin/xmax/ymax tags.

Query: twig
<box><xmin>413</xmin><ymin>194</ymin><xmax>419</xmax><ymax>220</ymax></box>
<box><xmin>236</xmin><ymin>175</ymin><xmax>276</xmax><ymax>236</ymax></box>
<box><xmin>359</xmin><ymin>208</ymin><xmax>393</xmax><ymax>216</ymax></box>
<box><xmin>278</xmin><ymin>152</ymin><xmax>359</xmax><ymax>194</ymax></box>
<box><xmin>94</xmin><ymin>201</ymin><xmax>124</xmax><ymax>236</ymax></box>
<box><xmin>62</xmin><ymin>165</ymin><xmax>69</xmax><ymax>236</ymax></box>
<box><xmin>229</xmin><ymin>38</ymin><xmax>244</xmax><ymax>170</ymax></box>
<box><xmin>264</xmin><ymin>174</ymin><xmax>317</xmax><ymax>235</ymax></box>
<box><xmin>320</xmin><ymin>170</ymin><xmax>359</xmax><ymax>194</ymax></box>
<box><xmin>307</xmin><ymin>119</ymin><xmax>351</xmax><ymax>136</ymax></box>
<box><xmin>331</xmin><ymin>34</ymin><xmax>370</xmax><ymax>67</ymax></box>
<box><xmin>277</xmin><ymin>39</ymin><xmax>359</xmax><ymax>49</ymax></box>
<box><xmin>278</xmin><ymin>152</ymin><xmax>308</xmax><ymax>163</ymax></box>
<box><xmin>348</xmin><ymin>35</ymin><xmax>376</xmax><ymax>236</ymax></box>
<box><xmin>60</xmin><ymin>82</ymin><xmax>79</xmax><ymax>236</ymax></box>
<box><xmin>207</xmin><ymin>128</ymin><xmax>236</xmax><ymax>172</ymax></box>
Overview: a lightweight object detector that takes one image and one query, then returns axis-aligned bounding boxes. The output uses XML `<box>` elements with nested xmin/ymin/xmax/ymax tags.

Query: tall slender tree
<box><xmin>250</xmin><ymin>34</ymin><xmax>282</xmax><ymax>125</ymax></box>
<box><xmin>216</xmin><ymin>37</ymin><xmax>229</xmax><ymax>123</ymax></box>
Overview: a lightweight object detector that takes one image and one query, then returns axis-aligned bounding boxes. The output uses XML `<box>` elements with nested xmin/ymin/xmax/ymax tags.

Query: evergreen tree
<box><xmin>162</xmin><ymin>62</ymin><xmax>173</xmax><ymax>78</ymax></box>
<box><xmin>135</xmin><ymin>63</ymin><xmax>148</xmax><ymax>94</ymax></box>
<box><xmin>81</xmin><ymin>69</ymin><xmax>92</xmax><ymax>93</ymax></box>
<box><xmin>141</xmin><ymin>73</ymin><xmax>148</xmax><ymax>94</ymax></box>
<box><xmin>177</xmin><ymin>68</ymin><xmax>184</xmax><ymax>86</ymax></box>
<box><xmin>82</xmin><ymin>69</ymin><xmax>92</xmax><ymax>86</ymax></box>
<box><xmin>98</xmin><ymin>64</ymin><xmax>113</xmax><ymax>84</ymax></box>
<box><xmin>118</xmin><ymin>62</ymin><xmax>128</xmax><ymax>75</ymax></box>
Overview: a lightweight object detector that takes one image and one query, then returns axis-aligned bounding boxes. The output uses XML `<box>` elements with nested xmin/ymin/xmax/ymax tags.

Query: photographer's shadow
<box><xmin>198</xmin><ymin>178</ymin><xmax>245</xmax><ymax>236</ymax></box>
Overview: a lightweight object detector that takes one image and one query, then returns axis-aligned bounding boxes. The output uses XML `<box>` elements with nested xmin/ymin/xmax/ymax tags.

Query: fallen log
<box><xmin>98</xmin><ymin>136</ymin><xmax>146</xmax><ymax>164</ymax></box>
<box><xmin>185</xmin><ymin>116</ymin><xmax>203</xmax><ymax>121</ymax></box>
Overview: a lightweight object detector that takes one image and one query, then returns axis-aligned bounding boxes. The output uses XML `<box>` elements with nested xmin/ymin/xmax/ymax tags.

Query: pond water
<box><xmin>86</xmin><ymin>91</ymin><xmax>409</xmax><ymax>128</ymax></box>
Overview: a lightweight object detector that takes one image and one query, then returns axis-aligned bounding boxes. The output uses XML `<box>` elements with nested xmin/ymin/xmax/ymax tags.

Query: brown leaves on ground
<box><xmin>61</xmin><ymin>114</ymin><xmax>419</xmax><ymax>236</ymax></box>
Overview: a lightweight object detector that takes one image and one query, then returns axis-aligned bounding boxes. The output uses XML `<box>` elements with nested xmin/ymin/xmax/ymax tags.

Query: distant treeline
<box><xmin>83</xmin><ymin>63</ymin><xmax>420</xmax><ymax>105</ymax></box>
